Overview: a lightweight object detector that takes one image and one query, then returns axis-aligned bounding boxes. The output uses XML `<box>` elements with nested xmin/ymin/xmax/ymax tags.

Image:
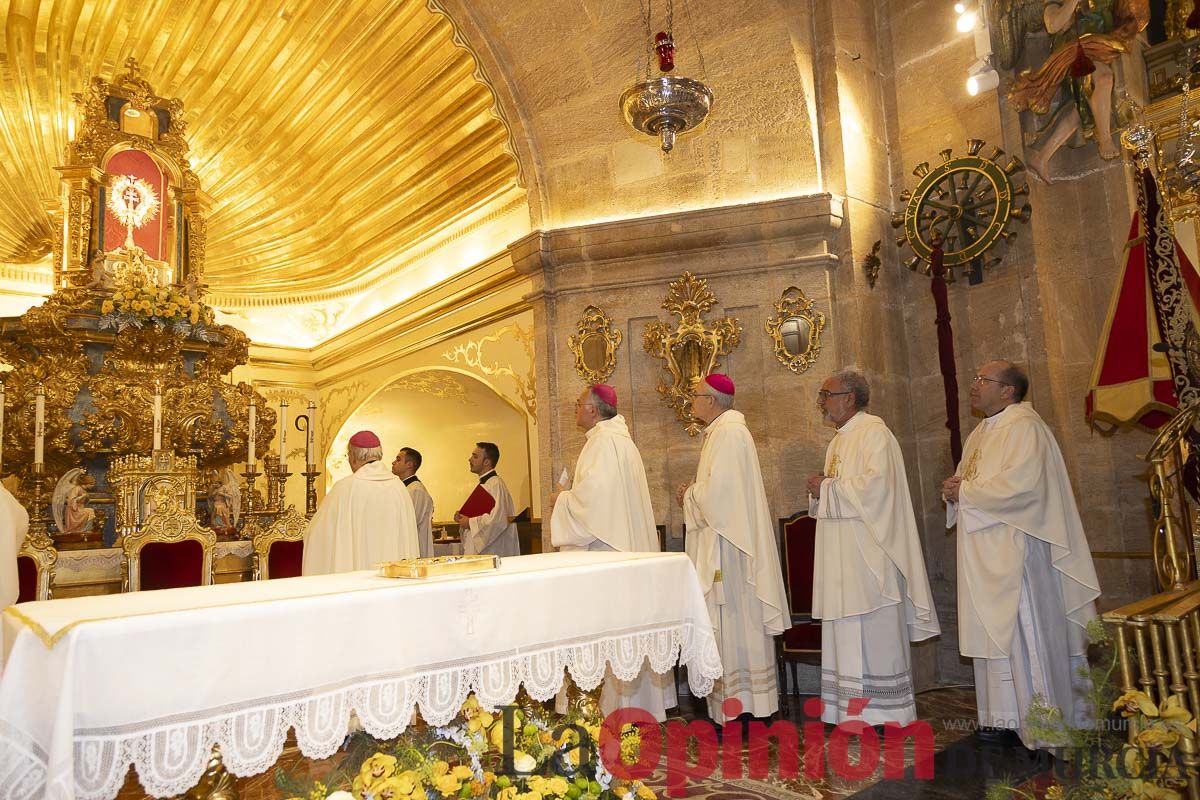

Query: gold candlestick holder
<box><xmin>241</xmin><ymin>463</ymin><xmax>261</xmax><ymax>530</ymax></box>
<box><xmin>26</xmin><ymin>463</ymin><xmax>53</xmax><ymax>548</ymax></box>
<box><xmin>302</xmin><ymin>463</ymin><xmax>320</xmax><ymax>518</ymax></box>
<box><xmin>271</xmin><ymin>458</ymin><xmax>291</xmax><ymax>515</ymax></box>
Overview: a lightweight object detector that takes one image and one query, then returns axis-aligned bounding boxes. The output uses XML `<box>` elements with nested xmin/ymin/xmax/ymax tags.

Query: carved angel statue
<box><xmin>998</xmin><ymin>0</ymin><xmax>1150</xmax><ymax>182</ymax></box>
<box><xmin>208</xmin><ymin>468</ymin><xmax>241</xmax><ymax>535</ymax></box>
<box><xmin>52</xmin><ymin>468</ymin><xmax>96</xmax><ymax>536</ymax></box>
<box><xmin>87</xmin><ymin>250</ymin><xmax>114</xmax><ymax>290</ymax></box>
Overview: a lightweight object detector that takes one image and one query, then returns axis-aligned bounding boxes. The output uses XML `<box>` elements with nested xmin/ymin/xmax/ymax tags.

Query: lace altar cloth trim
<box><xmin>0</xmin><ymin>623</ymin><xmax>721</xmax><ymax>800</ymax></box>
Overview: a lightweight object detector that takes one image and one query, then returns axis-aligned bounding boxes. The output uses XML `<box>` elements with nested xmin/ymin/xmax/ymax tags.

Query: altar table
<box><xmin>0</xmin><ymin>551</ymin><xmax>722</xmax><ymax>800</ymax></box>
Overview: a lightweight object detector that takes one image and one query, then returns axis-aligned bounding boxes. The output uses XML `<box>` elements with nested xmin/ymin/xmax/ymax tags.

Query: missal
<box><xmin>377</xmin><ymin>554</ymin><xmax>500</xmax><ymax>579</ymax></box>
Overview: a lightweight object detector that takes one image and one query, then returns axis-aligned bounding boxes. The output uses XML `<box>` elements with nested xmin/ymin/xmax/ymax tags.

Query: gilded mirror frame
<box><xmin>568</xmin><ymin>305</ymin><xmax>622</xmax><ymax>384</ymax></box>
<box><xmin>765</xmin><ymin>286</ymin><xmax>826</xmax><ymax>374</ymax></box>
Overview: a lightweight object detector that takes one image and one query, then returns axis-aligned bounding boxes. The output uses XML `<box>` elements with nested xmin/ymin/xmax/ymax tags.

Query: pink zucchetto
<box><xmin>591</xmin><ymin>383</ymin><xmax>618</xmax><ymax>408</ymax></box>
<box><xmin>704</xmin><ymin>373</ymin><xmax>735</xmax><ymax>396</ymax></box>
<box><xmin>349</xmin><ymin>430</ymin><xmax>381</xmax><ymax>448</ymax></box>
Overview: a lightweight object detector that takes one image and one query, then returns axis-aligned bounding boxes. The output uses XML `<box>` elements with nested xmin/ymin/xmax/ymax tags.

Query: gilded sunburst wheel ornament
<box><xmin>892</xmin><ymin>139</ymin><xmax>1031</xmax><ymax>282</ymax></box>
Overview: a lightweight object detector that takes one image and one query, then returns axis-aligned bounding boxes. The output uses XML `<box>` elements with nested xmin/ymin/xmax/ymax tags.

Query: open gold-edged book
<box><xmin>377</xmin><ymin>554</ymin><xmax>500</xmax><ymax>579</ymax></box>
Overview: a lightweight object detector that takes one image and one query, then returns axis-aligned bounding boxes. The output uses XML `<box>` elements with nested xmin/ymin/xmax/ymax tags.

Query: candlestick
<box><xmin>0</xmin><ymin>381</ymin><xmax>6</xmax><ymax>476</ymax></box>
<box><xmin>278</xmin><ymin>400</ymin><xmax>288</xmax><ymax>464</ymax></box>
<box><xmin>302</xmin><ymin>463</ymin><xmax>321</xmax><ymax>518</ymax></box>
<box><xmin>153</xmin><ymin>381</ymin><xmax>162</xmax><ymax>451</ymax></box>
<box><xmin>304</xmin><ymin>400</ymin><xmax>316</xmax><ymax>466</ymax></box>
<box><xmin>34</xmin><ymin>384</ymin><xmax>44</xmax><ymax>467</ymax></box>
<box><xmin>247</xmin><ymin>398</ymin><xmax>257</xmax><ymax>470</ymax></box>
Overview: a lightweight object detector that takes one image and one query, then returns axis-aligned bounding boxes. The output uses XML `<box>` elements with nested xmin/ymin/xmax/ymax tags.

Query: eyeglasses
<box><xmin>816</xmin><ymin>390</ymin><xmax>852</xmax><ymax>400</ymax></box>
<box><xmin>971</xmin><ymin>375</ymin><xmax>1010</xmax><ymax>386</ymax></box>
<box><xmin>691</xmin><ymin>392</ymin><xmax>714</xmax><ymax>401</ymax></box>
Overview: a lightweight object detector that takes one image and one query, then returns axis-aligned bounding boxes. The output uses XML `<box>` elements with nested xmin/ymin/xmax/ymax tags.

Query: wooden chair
<box><xmin>252</xmin><ymin>505</ymin><xmax>306</xmax><ymax>580</ymax></box>
<box><xmin>121</xmin><ymin>485</ymin><xmax>216</xmax><ymax>592</ymax></box>
<box><xmin>777</xmin><ymin>511</ymin><xmax>821</xmax><ymax>701</ymax></box>
<box><xmin>17</xmin><ymin>533</ymin><xmax>57</xmax><ymax>602</ymax></box>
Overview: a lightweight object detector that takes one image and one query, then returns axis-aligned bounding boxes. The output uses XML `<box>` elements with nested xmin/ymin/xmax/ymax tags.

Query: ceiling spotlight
<box><xmin>956</xmin><ymin>9</ymin><xmax>979</xmax><ymax>32</ymax></box>
<box><xmin>966</xmin><ymin>59</ymin><xmax>1000</xmax><ymax>95</ymax></box>
<box><xmin>954</xmin><ymin>1</ymin><xmax>967</xmax><ymax>13</ymax></box>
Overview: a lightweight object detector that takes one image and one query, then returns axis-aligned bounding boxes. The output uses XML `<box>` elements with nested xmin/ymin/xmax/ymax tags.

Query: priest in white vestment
<box><xmin>393</xmin><ymin>446</ymin><xmax>434</xmax><ymax>558</ymax></box>
<box><xmin>680</xmin><ymin>373</ymin><xmax>789</xmax><ymax>725</ymax></box>
<box><xmin>454</xmin><ymin>442</ymin><xmax>520</xmax><ymax>557</ymax></box>
<box><xmin>807</xmin><ymin>370</ymin><xmax>940</xmax><ymax>726</ymax></box>
<box><xmin>0</xmin><ymin>480</ymin><xmax>30</xmax><ymax>607</ymax></box>
<box><xmin>943</xmin><ymin>360</ymin><xmax>1100</xmax><ymax>749</ymax></box>
<box><xmin>303</xmin><ymin>431</ymin><xmax>420</xmax><ymax>575</ymax></box>
<box><xmin>550</xmin><ymin>384</ymin><xmax>676</xmax><ymax>720</ymax></box>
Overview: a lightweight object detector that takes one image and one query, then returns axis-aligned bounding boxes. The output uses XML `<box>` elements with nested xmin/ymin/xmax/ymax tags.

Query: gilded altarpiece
<box><xmin>0</xmin><ymin>60</ymin><xmax>274</xmax><ymax>547</ymax></box>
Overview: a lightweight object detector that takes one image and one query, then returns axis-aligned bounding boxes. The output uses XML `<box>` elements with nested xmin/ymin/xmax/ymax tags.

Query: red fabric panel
<box><xmin>781</xmin><ymin>515</ymin><xmax>816</xmax><ymax>615</ymax></box>
<box><xmin>139</xmin><ymin>540</ymin><xmax>204</xmax><ymax>591</ymax></box>
<box><xmin>1098</xmin><ymin>215</ymin><xmax>1150</xmax><ymax>385</ymax></box>
<box><xmin>267</xmin><ymin>540</ymin><xmax>304</xmax><ymax>580</ymax></box>
<box><xmin>16</xmin><ymin>555</ymin><xmax>36</xmax><ymax>603</ymax></box>
<box><xmin>103</xmin><ymin>149</ymin><xmax>169</xmax><ymax>260</ymax></box>
<box><xmin>782</xmin><ymin>623</ymin><xmax>821</xmax><ymax>652</ymax></box>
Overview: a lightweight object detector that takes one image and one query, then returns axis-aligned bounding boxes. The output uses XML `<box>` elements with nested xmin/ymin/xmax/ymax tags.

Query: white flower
<box><xmin>327</xmin><ymin>792</ymin><xmax>355</xmax><ymax>800</ymax></box>
<box><xmin>512</xmin><ymin>752</ymin><xmax>537</xmax><ymax>773</ymax></box>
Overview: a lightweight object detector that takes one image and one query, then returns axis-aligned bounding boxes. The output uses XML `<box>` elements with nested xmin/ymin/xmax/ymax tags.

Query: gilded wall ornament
<box><xmin>765</xmin><ymin>287</ymin><xmax>826</xmax><ymax>375</ymax></box>
<box><xmin>643</xmin><ymin>272</ymin><xmax>742</xmax><ymax>436</ymax></box>
<box><xmin>567</xmin><ymin>305</ymin><xmax>622</xmax><ymax>384</ymax></box>
<box><xmin>862</xmin><ymin>240</ymin><xmax>882</xmax><ymax>289</ymax></box>
<box><xmin>442</xmin><ymin>324</ymin><xmax>537</xmax><ymax>416</ymax></box>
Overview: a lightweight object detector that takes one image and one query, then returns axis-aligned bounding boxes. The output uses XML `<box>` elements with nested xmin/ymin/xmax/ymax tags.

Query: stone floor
<box><xmin>113</xmin><ymin>686</ymin><xmax>1056</xmax><ymax>799</ymax></box>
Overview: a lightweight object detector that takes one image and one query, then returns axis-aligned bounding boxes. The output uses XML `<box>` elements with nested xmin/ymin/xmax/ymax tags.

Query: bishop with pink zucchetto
<box><xmin>303</xmin><ymin>429</ymin><xmax>420</xmax><ymax>575</ymax></box>
<box><xmin>549</xmin><ymin>383</ymin><xmax>675</xmax><ymax>720</ymax></box>
<box><xmin>678</xmin><ymin>373</ymin><xmax>789</xmax><ymax>725</ymax></box>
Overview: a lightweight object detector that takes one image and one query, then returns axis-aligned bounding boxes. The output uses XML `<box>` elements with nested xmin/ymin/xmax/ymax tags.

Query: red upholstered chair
<box><xmin>777</xmin><ymin>512</ymin><xmax>821</xmax><ymax>701</ymax></box>
<box><xmin>121</xmin><ymin>487</ymin><xmax>216</xmax><ymax>592</ymax></box>
<box><xmin>252</xmin><ymin>506</ymin><xmax>306</xmax><ymax>580</ymax></box>
<box><xmin>17</xmin><ymin>535</ymin><xmax>57</xmax><ymax>602</ymax></box>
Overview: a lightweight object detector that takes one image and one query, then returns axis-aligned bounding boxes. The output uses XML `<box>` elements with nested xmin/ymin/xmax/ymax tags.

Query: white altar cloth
<box><xmin>0</xmin><ymin>551</ymin><xmax>721</xmax><ymax>800</ymax></box>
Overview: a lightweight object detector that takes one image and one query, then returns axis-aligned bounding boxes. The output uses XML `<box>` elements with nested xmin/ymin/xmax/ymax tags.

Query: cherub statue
<box><xmin>52</xmin><ymin>468</ymin><xmax>96</xmax><ymax>536</ymax></box>
<box><xmin>1000</xmin><ymin>0</ymin><xmax>1150</xmax><ymax>182</ymax></box>
<box><xmin>208</xmin><ymin>468</ymin><xmax>241</xmax><ymax>535</ymax></box>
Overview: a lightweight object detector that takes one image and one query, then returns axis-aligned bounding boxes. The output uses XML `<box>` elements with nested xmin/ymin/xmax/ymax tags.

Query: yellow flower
<box><xmin>431</xmin><ymin>760</ymin><xmax>450</xmax><ymax>777</ymax></box>
<box><xmin>1136</xmin><ymin>724</ymin><xmax>1181</xmax><ymax>750</ymax></box>
<box><xmin>1162</xmin><ymin>694</ymin><xmax>1193</xmax><ymax>725</ymax></box>
<box><xmin>1115</xmin><ymin>691</ymin><xmax>1160</xmax><ymax>718</ymax></box>
<box><xmin>497</xmin><ymin>788</ymin><xmax>517</xmax><ymax>800</ymax></box>
<box><xmin>100</xmin><ymin>300</ymin><xmax>114</xmax><ymax>314</ymax></box>
<box><xmin>547</xmin><ymin>777</ymin><xmax>570</xmax><ymax>796</ymax></box>
<box><xmin>359</xmin><ymin>753</ymin><xmax>398</xmax><ymax>783</ymax></box>
<box><xmin>1129</xmin><ymin>779</ymin><xmax>1182</xmax><ymax>800</ymax></box>
<box><xmin>395</xmin><ymin>772</ymin><xmax>420</xmax><ymax>796</ymax></box>
<box><xmin>433</xmin><ymin>773</ymin><xmax>461</xmax><ymax>797</ymax></box>
<box><xmin>189</xmin><ymin>308</ymin><xmax>200</xmax><ymax>324</ymax></box>
<box><xmin>374</xmin><ymin>776</ymin><xmax>412</xmax><ymax>800</ymax></box>
<box><xmin>635</xmin><ymin>784</ymin><xmax>655</xmax><ymax>800</ymax></box>
<box><xmin>452</xmin><ymin>765</ymin><xmax>474</xmax><ymax>782</ymax></box>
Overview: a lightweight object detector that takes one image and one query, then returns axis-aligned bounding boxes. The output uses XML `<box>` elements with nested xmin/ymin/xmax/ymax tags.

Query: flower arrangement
<box><xmin>988</xmin><ymin>620</ymin><xmax>1194</xmax><ymax>800</ymax></box>
<box><xmin>276</xmin><ymin>694</ymin><xmax>657</xmax><ymax>800</ymax></box>
<box><xmin>97</xmin><ymin>283</ymin><xmax>215</xmax><ymax>336</ymax></box>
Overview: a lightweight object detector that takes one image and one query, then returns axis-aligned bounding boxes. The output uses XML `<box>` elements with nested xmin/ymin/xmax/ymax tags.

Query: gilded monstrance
<box><xmin>0</xmin><ymin>59</ymin><xmax>275</xmax><ymax>547</ymax></box>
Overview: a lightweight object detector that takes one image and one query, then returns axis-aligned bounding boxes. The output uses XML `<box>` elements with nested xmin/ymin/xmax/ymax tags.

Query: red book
<box><xmin>458</xmin><ymin>484</ymin><xmax>496</xmax><ymax>518</ymax></box>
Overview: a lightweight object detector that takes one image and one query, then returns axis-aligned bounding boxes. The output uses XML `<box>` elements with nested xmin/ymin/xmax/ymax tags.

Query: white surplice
<box><xmin>947</xmin><ymin>402</ymin><xmax>1100</xmax><ymax>748</ymax></box>
<box><xmin>810</xmin><ymin>412</ymin><xmax>940</xmax><ymax>725</ymax></box>
<box><xmin>464</xmin><ymin>471</ymin><xmax>520</xmax><ymax>557</ymax></box>
<box><xmin>302</xmin><ymin>460</ymin><xmax>420</xmax><ymax>575</ymax></box>
<box><xmin>684</xmin><ymin>409</ymin><xmax>790</xmax><ymax>724</ymax></box>
<box><xmin>0</xmin><ymin>483</ymin><xmax>29</xmax><ymax>607</ymax></box>
<box><xmin>405</xmin><ymin>477</ymin><xmax>435</xmax><ymax>558</ymax></box>
<box><xmin>551</xmin><ymin>414</ymin><xmax>675</xmax><ymax>719</ymax></box>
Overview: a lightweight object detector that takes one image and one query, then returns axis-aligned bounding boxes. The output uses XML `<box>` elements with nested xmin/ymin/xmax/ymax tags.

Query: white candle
<box><xmin>0</xmin><ymin>382</ymin><xmax>6</xmax><ymax>475</ymax></box>
<box><xmin>306</xmin><ymin>400</ymin><xmax>316</xmax><ymax>467</ymax></box>
<box><xmin>34</xmin><ymin>385</ymin><xmax>44</xmax><ymax>467</ymax></box>
<box><xmin>278</xmin><ymin>400</ymin><xmax>288</xmax><ymax>465</ymax></box>
<box><xmin>247</xmin><ymin>398</ymin><xmax>257</xmax><ymax>470</ymax></box>
<box><xmin>153</xmin><ymin>382</ymin><xmax>162</xmax><ymax>451</ymax></box>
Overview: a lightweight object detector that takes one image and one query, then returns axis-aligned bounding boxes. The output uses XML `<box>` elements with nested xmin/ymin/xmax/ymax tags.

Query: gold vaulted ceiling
<box><xmin>0</xmin><ymin>0</ymin><xmax>522</xmax><ymax>301</ymax></box>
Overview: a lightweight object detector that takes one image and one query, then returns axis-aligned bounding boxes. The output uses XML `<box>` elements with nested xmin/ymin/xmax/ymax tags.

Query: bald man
<box><xmin>942</xmin><ymin>360</ymin><xmax>1100</xmax><ymax>750</ymax></box>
